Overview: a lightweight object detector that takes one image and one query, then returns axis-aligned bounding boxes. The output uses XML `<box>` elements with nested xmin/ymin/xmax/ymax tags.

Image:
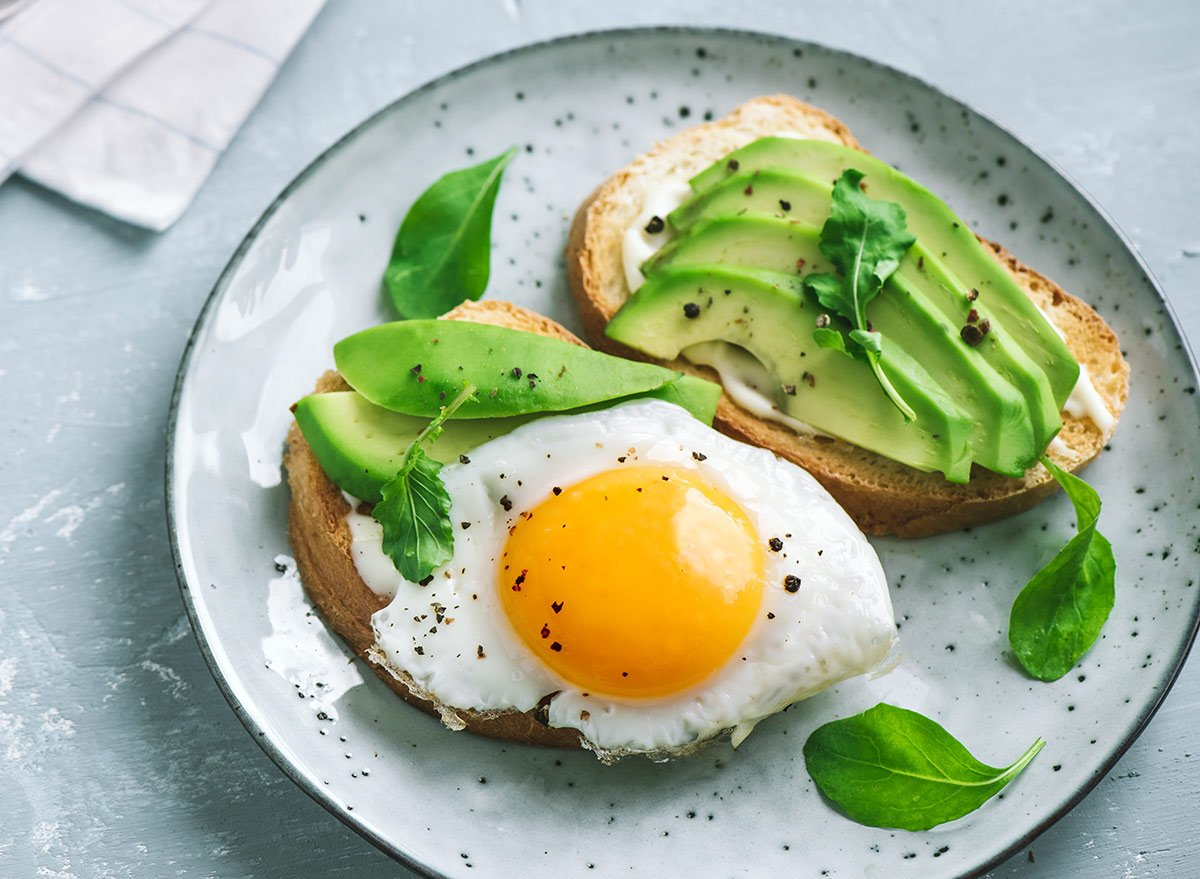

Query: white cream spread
<box><xmin>621</xmin><ymin>177</ymin><xmax>693</xmax><ymax>292</ymax></box>
<box><xmin>683</xmin><ymin>341</ymin><xmax>816</xmax><ymax>435</ymax></box>
<box><xmin>1034</xmin><ymin>305</ymin><xmax>1114</xmax><ymax>434</ymax></box>
<box><xmin>342</xmin><ymin>491</ymin><xmax>404</xmax><ymax>599</ymax></box>
<box><xmin>1062</xmin><ymin>362</ymin><xmax>1115</xmax><ymax>434</ymax></box>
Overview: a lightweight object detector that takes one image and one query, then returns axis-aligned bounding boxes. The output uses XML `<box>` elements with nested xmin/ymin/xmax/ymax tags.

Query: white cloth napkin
<box><xmin>0</xmin><ymin>0</ymin><xmax>326</xmax><ymax>230</ymax></box>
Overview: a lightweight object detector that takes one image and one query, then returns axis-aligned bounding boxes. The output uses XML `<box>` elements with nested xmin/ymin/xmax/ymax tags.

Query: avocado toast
<box><xmin>567</xmin><ymin>95</ymin><xmax>1129</xmax><ymax>536</ymax></box>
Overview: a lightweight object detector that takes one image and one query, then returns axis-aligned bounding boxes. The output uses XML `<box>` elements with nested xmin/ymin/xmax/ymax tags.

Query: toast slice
<box><xmin>567</xmin><ymin>95</ymin><xmax>1129</xmax><ymax>536</ymax></box>
<box><xmin>284</xmin><ymin>300</ymin><xmax>585</xmax><ymax>749</ymax></box>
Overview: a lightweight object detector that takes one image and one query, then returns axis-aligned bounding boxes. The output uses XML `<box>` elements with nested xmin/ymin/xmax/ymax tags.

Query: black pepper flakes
<box><xmin>552</xmin><ymin>486</ymin><xmax>562</xmax><ymax>496</ymax></box>
<box><xmin>815</xmin><ymin>313</ymin><xmax>831</xmax><ymax>328</ymax></box>
<box><xmin>961</xmin><ymin>323</ymin><xmax>984</xmax><ymax>346</ymax></box>
<box><xmin>918</xmin><ymin>256</ymin><xmax>925</xmax><ymax>270</ymax></box>
<box><xmin>527</xmin><ymin>373</ymin><xmax>539</xmax><ymax>388</ymax></box>
<box><xmin>779</xmin><ymin>199</ymin><xmax>791</xmax><ymax>212</ymax></box>
<box><xmin>795</xmin><ymin>258</ymin><xmax>807</xmax><ymax>271</ymax></box>
<box><xmin>743</xmin><ymin>184</ymin><xmax>754</xmax><ymax>196</ymax></box>
<box><xmin>418</xmin><ymin>575</ymin><xmax>434</xmax><ymax>587</ymax></box>
<box><xmin>476</xmin><ymin>645</ymin><xmax>486</xmax><ymax>659</ymax></box>
<box><xmin>978</xmin><ymin>318</ymin><xmax>992</xmax><ymax>337</ymax></box>
<box><xmin>460</xmin><ymin>521</ymin><xmax>471</xmax><ymax>530</ymax></box>
<box><xmin>767</xmin><ymin>612</ymin><xmax>776</xmax><ymax>620</ymax></box>
<box><xmin>645</xmin><ymin>215</ymin><xmax>665</xmax><ymax>234</ymax></box>
<box><xmin>782</xmin><ymin>383</ymin><xmax>796</xmax><ymax>396</ymax></box>
<box><xmin>967</xmin><ymin>288</ymin><xmax>980</xmax><ymax>302</ymax></box>
<box><xmin>540</xmin><ymin>624</ymin><xmax>551</xmax><ymax>639</ymax></box>
<box><xmin>550</xmin><ymin>641</ymin><xmax>563</xmax><ymax>652</ymax></box>
<box><xmin>802</xmin><ymin>371</ymin><xmax>816</xmax><ymax>388</ymax></box>
<box><xmin>551</xmin><ymin>601</ymin><xmax>564</xmax><ymax>614</ymax></box>
<box><xmin>727</xmin><ymin>158</ymin><xmax>740</xmax><ymax>172</ymax></box>
<box><xmin>458</xmin><ymin>454</ymin><xmax>470</xmax><ymax>465</ymax></box>
<box><xmin>499</xmin><ymin>495</ymin><xmax>513</xmax><ymax>512</ymax></box>
<box><xmin>683</xmin><ymin>302</ymin><xmax>701</xmax><ymax>319</ymax></box>
<box><xmin>967</xmin><ymin>308</ymin><xmax>980</xmax><ymax>323</ymax></box>
<box><xmin>692</xmin><ymin>451</ymin><xmax>707</xmax><ymax>461</ymax></box>
<box><xmin>511</xmin><ymin>366</ymin><xmax>522</xmax><ymax>379</ymax></box>
<box><xmin>768</xmin><ymin>537</ymin><xmax>783</xmax><ymax>552</ymax></box>
<box><xmin>784</xmin><ymin>575</ymin><xmax>802</xmax><ymax>593</ymax></box>
<box><xmin>410</xmin><ymin>363</ymin><xmax>422</xmax><ymax>375</ymax></box>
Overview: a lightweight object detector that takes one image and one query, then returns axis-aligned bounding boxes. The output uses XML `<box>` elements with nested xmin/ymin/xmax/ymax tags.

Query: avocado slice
<box><xmin>608</xmin><ymin>265</ymin><xmax>974</xmax><ymax>482</ymax></box>
<box><xmin>666</xmin><ymin>186</ymin><xmax>1064</xmax><ymax>456</ymax></box>
<box><xmin>334</xmin><ymin>320</ymin><xmax>719</xmax><ymax>422</ymax></box>
<box><xmin>294</xmin><ymin>391</ymin><xmax>535</xmax><ymax>503</ymax></box>
<box><xmin>638</xmin><ymin>217</ymin><xmax>1040</xmax><ymax>476</ymax></box>
<box><xmin>668</xmin><ymin>168</ymin><xmax>833</xmax><ymax>232</ymax></box>
<box><xmin>688</xmin><ymin>138</ymin><xmax>1079</xmax><ymax>406</ymax></box>
<box><xmin>295</xmin><ymin>375</ymin><xmax>725</xmax><ymax>503</ymax></box>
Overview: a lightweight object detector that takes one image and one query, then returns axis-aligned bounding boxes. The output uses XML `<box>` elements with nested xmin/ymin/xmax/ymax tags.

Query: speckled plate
<box><xmin>166</xmin><ymin>28</ymin><xmax>1200</xmax><ymax>879</ymax></box>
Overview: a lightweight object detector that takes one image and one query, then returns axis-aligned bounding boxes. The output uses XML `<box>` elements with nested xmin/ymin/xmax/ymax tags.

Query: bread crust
<box><xmin>284</xmin><ymin>300</ymin><xmax>589</xmax><ymax>748</ymax></box>
<box><xmin>566</xmin><ymin>95</ymin><xmax>1129</xmax><ymax>536</ymax></box>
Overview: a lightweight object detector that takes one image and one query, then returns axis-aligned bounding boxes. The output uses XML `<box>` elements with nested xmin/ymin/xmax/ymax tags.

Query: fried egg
<box><xmin>355</xmin><ymin>400</ymin><xmax>896</xmax><ymax>758</ymax></box>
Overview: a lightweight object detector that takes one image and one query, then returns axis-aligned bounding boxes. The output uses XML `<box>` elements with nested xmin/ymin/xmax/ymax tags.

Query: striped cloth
<box><xmin>0</xmin><ymin>0</ymin><xmax>326</xmax><ymax>230</ymax></box>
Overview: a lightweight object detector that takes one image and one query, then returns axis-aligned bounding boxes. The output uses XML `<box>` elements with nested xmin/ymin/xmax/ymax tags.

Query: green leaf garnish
<box><xmin>812</xmin><ymin>326</ymin><xmax>850</xmax><ymax>355</ymax></box>
<box><xmin>383</xmin><ymin>147</ymin><xmax>517</xmax><ymax>318</ymax></box>
<box><xmin>803</xmin><ymin>169</ymin><xmax>917</xmax><ymax>420</ymax></box>
<box><xmin>373</xmin><ymin>383</ymin><xmax>477</xmax><ymax>582</ymax></box>
<box><xmin>803</xmin><ymin>703</ymin><xmax>1045</xmax><ymax>831</ymax></box>
<box><xmin>1008</xmin><ymin>457</ymin><xmax>1116</xmax><ymax>681</ymax></box>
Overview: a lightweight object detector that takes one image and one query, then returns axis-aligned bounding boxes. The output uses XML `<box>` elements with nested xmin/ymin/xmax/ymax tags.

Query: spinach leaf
<box><xmin>803</xmin><ymin>169</ymin><xmax>917</xmax><ymax>420</ymax></box>
<box><xmin>383</xmin><ymin>147</ymin><xmax>517</xmax><ymax>318</ymax></box>
<box><xmin>335</xmin><ymin>320</ymin><xmax>721</xmax><ymax>423</ymax></box>
<box><xmin>803</xmin><ymin>703</ymin><xmax>1045</xmax><ymax>831</ymax></box>
<box><xmin>1008</xmin><ymin>457</ymin><xmax>1116</xmax><ymax>681</ymax></box>
<box><xmin>373</xmin><ymin>383</ymin><xmax>476</xmax><ymax>582</ymax></box>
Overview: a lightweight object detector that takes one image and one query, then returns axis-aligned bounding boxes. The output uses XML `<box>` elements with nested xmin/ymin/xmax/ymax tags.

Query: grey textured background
<box><xmin>1</xmin><ymin>1</ymin><xmax>1197</xmax><ymax>876</ymax></box>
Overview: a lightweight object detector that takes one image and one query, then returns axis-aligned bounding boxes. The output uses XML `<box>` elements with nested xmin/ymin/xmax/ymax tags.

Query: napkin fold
<box><xmin>0</xmin><ymin>0</ymin><xmax>325</xmax><ymax>230</ymax></box>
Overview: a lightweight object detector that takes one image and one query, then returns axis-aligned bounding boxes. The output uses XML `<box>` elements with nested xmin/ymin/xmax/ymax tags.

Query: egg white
<box><xmin>359</xmin><ymin>400</ymin><xmax>897</xmax><ymax>757</ymax></box>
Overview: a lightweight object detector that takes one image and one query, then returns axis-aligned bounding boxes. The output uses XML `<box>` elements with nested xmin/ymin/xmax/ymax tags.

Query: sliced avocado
<box><xmin>294</xmin><ymin>391</ymin><xmax>534</xmax><ymax>503</ymax></box>
<box><xmin>667</xmin><ymin>176</ymin><xmax>1062</xmax><ymax>449</ymax></box>
<box><xmin>295</xmin><ymin>377</ymin><xmax>722</xmax><ymax>503</ymax></box>
<box><xmin>334</xmin><ymin>320</ymin><xmax>719</xmax><ymax>422</ymax></box>
<box><xmin>688</xmin><ymin>138</ymin><xmax>1079</xmax><ymax>406</ymax></box>
<box><xmin>637</xmin><ymin>217</ymin><xmax>1040</xmax><ymax>477</ymax></box>
<box><xmin>668</xmin><ymin>168</ymin><xmax>833</xmax><ymax>232</ymax></box>
<box><xmin>644</xmin><ymin>215</ymin><xmax>836</xmax><ymax>278</ymax></box>
<box><xmin>608</xmin><ymin>265</ymin><xmax>974</xmax><ymax>482</ymax></box>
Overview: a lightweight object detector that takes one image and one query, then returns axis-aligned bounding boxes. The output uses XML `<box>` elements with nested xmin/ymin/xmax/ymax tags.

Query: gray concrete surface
<box><xmin>1</xmin><ymin>1</ymin><xmax>1197</xmax><ymax>876</ymax></box>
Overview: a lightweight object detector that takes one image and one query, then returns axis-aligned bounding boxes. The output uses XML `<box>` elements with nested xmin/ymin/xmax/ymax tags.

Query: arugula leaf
<box><xmin>812</xmin><ymin>327</ymin><xmax>850</xmax><ymax>355</ymax></box>
<box><xmin>372</xmin><ymin>383</ymin><xmax>477</xmax><ymax>582</ymax></box>
<box><xmin>383</xmin><ymin>147</ymin><xmax>517</xmax><ymax>318</ymax></box>
<box><xmin>1008</xmin><ymin>457</ymin><xmax>1116</xmax><ymax>681</ymax></box>
<box><xmin>803</xmin><ymin>703</ymin><xmax>1045</xmax><ymax>831</ymax></box>
<box><xmin>804</xmin><ymin>169</ymin><xmax>917</xmax><ymax>420</ymax></box>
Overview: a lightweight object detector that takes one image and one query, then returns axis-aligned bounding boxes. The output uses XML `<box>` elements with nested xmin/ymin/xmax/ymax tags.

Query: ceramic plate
<box><xmin>167</xmin><ymin>28</ymin><xmax>1200</xmax><ymax>879</ymax></box>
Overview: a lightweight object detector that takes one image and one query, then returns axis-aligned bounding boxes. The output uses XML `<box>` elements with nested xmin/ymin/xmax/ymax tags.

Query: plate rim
<box><xmin>164</xmin><ymin>24</ymin><xmax>1200</xmax><ymax>879</ymax></box>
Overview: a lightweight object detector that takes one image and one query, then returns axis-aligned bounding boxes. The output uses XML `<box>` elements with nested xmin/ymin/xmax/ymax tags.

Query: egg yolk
<box><xmin>498</xmin><ymin>465</ymin><xmax>765</xmax><ymax>699</ymax></box>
